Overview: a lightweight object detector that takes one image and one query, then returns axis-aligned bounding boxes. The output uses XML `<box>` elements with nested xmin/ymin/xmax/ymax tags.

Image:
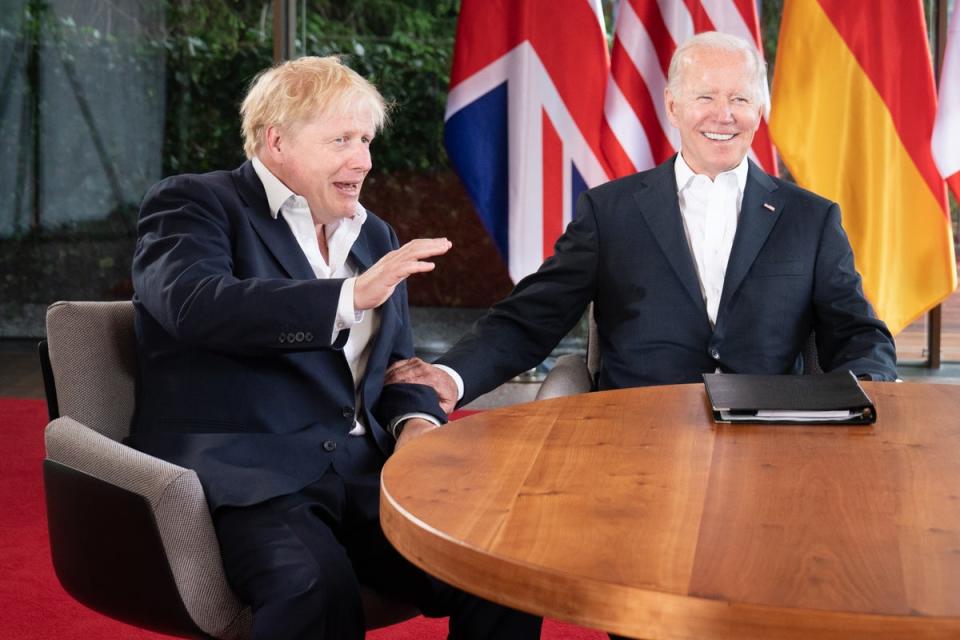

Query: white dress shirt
<box><xmin>253</xmin><ymin>157</ymin><xmax>434</xmax><ymax>436</ymax></box>
<box><xmin>674</xmin><ymin>153</ymin><xmax>748</xmax><ymax>326</ymax></box>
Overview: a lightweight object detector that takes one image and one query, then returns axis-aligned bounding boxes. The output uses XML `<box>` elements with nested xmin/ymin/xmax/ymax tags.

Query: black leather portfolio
<box><xmin>702</xmin><ymin>371</ymin><xmax>877</xmax><ymax>424</ymax></box>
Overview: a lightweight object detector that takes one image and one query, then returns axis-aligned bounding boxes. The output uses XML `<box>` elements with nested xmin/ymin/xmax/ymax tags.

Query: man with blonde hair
<box><xmin>129</xmin><ymin>56</ymin><xmax>541</xmax><ymax>639</ymax></box>
<box><xmin>389</xmin><ymin>32</ymin><xmax>896</xmax><ymax>414</ymax></box>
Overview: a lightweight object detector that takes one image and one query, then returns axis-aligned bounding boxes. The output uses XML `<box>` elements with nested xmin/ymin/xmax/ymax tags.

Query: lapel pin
<box><xmin>763</xmin><ymin>202</ymin><xmax>776</xmax><ymax>212</ymax></box>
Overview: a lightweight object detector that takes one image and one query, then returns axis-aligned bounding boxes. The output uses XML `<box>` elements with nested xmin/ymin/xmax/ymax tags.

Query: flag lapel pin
<box><xmin>763</xmin><ymin>202</ymin><xmax>776</xmax><ymax>212</ymax></box>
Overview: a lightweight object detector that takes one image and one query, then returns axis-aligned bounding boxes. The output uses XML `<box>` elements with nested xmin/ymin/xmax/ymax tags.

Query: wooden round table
<box><xmin>381</xmin><ymin>382</ymin><xmax>960</xmax><ymax>639</ymax></box>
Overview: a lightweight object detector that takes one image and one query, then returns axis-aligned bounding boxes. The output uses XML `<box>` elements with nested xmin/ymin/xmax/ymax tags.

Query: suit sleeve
<box><xmin>436</xmin><ymin>191</ymin><xmax>602</xmax><ymax>404</ymax></box>
<box><xmin>811</xmin><ymin>203</ymin><xmax>897</xmax><ymax>380</ymax></box>
<box><xmin>133</xmin><ymin>175</ymin><xmax>344</xmax><ymax>355</ymax></box>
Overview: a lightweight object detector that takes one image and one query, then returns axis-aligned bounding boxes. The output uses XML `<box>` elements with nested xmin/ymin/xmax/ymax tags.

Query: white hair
<box><xmin>666</xmin><ymin>31</ymin><xmax>769</xmax><ymax>113</ymax></box>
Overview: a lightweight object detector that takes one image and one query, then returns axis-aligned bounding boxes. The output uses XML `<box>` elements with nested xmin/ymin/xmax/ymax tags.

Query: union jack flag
<box><xmin>444</xmin><ymin>0</ymin><xmax>612</xmax><ymax>282</ymax></box>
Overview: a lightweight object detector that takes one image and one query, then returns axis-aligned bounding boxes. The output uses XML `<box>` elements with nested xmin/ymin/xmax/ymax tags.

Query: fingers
<box><xmin>438</xmin><ymin>396</ymin><xmax>456</xmax><ymax>415</ymax></box>
<box><xmin>385</xmin><ymin>358</ymin><xmax>426</xmax><ymax>384</ymax></box>
<box><xmin>384</xmin><ymin>238</ymin><xmax>452</xmax><ymax>277</ymax></box>
<box><xmin>354</xmin><ymin>238</ymin><xmax>453</xmax><ymax>310</ymax></box>
<box><xmin>385</xmin><ymin>359</ymin><xmax>459</xmax><ymax>414</ymax></box>
<box><xmin>389</xmin><ymin>360</ymin><xmax>446</xmax><ymax>388</ymax></box>
<box><xmin>397</xmin><ymin>237</ymin><xmax>453</xmax><ymax>261</ymax></box>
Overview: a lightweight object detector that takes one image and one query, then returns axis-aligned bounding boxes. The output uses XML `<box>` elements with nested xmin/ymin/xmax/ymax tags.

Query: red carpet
<box><xmin>0</xmin><ymin>398</ymin><xmax>604</xmax><ymax>639</ymax></box>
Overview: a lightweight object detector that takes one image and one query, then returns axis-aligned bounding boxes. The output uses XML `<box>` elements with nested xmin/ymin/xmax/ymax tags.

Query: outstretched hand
<box><xmin>354</xmin><ymin>238</ymin><xmax>452</xmax><ymax>311</ymax></box>
<box><xmin>386</xmin><ymin>357</ymin><xmax>458</xmax><ymax>414</ymax></box>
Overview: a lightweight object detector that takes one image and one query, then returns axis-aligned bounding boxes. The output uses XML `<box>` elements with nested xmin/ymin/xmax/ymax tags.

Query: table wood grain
<box><xmin>381</xmin><ymin>382</ymin><xmax>960</xmax><ymax>639</ymax></box>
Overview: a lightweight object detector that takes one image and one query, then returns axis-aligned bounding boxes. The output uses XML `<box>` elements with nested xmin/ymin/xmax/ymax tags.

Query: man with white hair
<box><xmin>388</xmin><ymin>31</ymin><xmax>896</xmax><ymax>410</ymax></box>
<box><xmin>129</xmin><ymin>56</ymin><xmax>541</xmax><ymax>639</ymax></box>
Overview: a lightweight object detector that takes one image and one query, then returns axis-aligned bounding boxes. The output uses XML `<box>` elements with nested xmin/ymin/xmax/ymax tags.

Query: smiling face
<box><xmin>665</xmin><ymin>46</ymin><xmax>762</xmax><ymax>179</ymax></box>
<box><xmin>263</xmin><ymin>110</ymin><xmax>375</xmax><ymax>225</ymax></box>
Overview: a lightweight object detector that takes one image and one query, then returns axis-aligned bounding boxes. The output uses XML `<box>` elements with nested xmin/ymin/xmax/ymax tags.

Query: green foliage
<box><xmin>302</xmin><ymin>0</ymin><xmax>459</xmax><ymax>173</ymax></box>
<box><xmin>760</xmin><ymin>0</ymin><xmax>782</xmax><ymax>76</ymax></box>
<box><xmin>161</xmin><ymin>0</ymin><xmax>273</xmax><ymax>175</ymax></box>
<box><xmin>158</xmin><ymin>0</ymin><xmax>462</xmax><ymax>175</ymax></box>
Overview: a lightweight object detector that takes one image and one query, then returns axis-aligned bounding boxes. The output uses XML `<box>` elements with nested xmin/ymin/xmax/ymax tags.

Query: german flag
<box><xmin>771</xmin><ymin>0</ymin><xmax>957</xmax><ymax>335</ymax></box>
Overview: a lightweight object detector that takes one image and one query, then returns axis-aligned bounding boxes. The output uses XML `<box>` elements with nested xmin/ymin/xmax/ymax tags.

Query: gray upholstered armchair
<box><xmin>535</xmin><ymin>304</ymin><xmax>599</xmax><ymax>400</ymax></box>
<box><xmin>40</xmin><ymin>300</ymin><xmax>415</xmax><ymax>639</ymax></box>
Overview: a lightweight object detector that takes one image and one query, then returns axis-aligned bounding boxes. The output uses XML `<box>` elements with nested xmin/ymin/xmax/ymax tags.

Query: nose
<box><xmin>348</xmin><ymin>142</ymin><xmax>372</xmax><ymax>172</ymax></box>
<box><xmin>715</xmin><ymin>100</ymin><xmax>735</xmax><ymax>122</ymax></box>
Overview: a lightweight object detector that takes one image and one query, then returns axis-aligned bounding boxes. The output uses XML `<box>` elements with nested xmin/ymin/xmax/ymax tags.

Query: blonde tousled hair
<box><xmin>240</xmin><ymin>55</ymin><xmax>388</xmax><ymax>159</ymax></box>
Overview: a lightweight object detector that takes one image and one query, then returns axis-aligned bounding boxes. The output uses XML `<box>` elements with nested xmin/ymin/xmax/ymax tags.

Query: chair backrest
<box><xmin>45</xmin><ymin>301</ymin><xmax>136</xmax><ymax>443</ymax></box>
<box><xmin>585</xmin><ymin>302</ymin><xmax>599</xmax><ymax>383</ymax></box>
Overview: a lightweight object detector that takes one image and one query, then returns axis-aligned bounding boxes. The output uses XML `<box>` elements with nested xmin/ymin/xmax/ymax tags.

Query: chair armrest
<box><xmin>536</xmin><ymin>354</ymin><xmax>593</xmax><ymax>400</ymax></box>
<box><xmin>44</xmin><ymin>417</ymin><xmax>251</xmax><ymax>639</ymax></box>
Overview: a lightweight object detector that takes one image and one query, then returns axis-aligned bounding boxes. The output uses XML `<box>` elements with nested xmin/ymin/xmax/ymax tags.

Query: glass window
<box><xmin>0</xmin><ymin>0</ymin><xmax>271</xmax><ymax>336</ymax></box>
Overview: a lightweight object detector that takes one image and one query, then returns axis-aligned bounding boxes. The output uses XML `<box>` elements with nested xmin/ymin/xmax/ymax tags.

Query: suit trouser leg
<box><xmin>214</xmin><ymin>434</ymin><xmax>542</xmax><ymax>640</ymax></box>
<box><xmin>215</xmin><ymin>472</ymin><xmax>368</xmax><ymax>640</ymax></box>
<box><xmin>336</xmin><ymin>433</ymin><xmax>543</xmax><ymax>640</ymax></box>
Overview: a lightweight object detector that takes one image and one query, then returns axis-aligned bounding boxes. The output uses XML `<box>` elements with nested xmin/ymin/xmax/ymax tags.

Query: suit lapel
<box><xmin>347</xmin><ymin>222</ymin><xmax>375</xmax><ymax>274</ymax></box>
<box><xmin>634</xmin><ymin>158</ymin><xmax>708</xmax><ymax>317</ymax></box>
<box><xmin>718</xmin><ymin>161</ymin><xmax>784</xmax><ymax>317</ymax></box>
<box><xmin>232</xmin><ymin>161</ymin><xmax>315</xmax><ymax>280</ymax></box>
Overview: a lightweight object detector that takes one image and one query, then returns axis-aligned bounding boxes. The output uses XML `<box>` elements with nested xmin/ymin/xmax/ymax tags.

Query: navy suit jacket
<box><xmin>128</xmin><ymin>161</ymin><xmax>444</xmax><ymax>510</ymax></box>
<box><xmin>438</xmin><ymin>156</ymin><xmax>896</xmax><ymax>403</ymax></box>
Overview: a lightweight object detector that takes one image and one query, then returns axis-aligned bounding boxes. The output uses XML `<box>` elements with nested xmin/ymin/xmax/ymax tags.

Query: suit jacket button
<box><xmin>341</xmin><ymin>406</ymin><xmax>355</xmax><ymax>418</ymax></box>
<box><xmin>710</xmin><ymin>349</ymin><xmax>720</xmax><ymax>360</ymax></box>
<box><xmin>322</xmin><ymin>440</ymin><xmax>337</xmax><ymax>452</ymax></box>
<box><xmin>305</xmin><ymin>332</ymin><xmax>314</xmax><ymax>342</ymax></box>
<box><xmin>286</xmin><ymin>332</ymin><xmax>296</xmax><ymax>343</ymax></box>
<box><xmin>279</xmin><ymin>333</ymin><xmax>286</xmax><ymax>343</ymax></box>
<box><xmin>295</xmin><ymin>331</ymin><xmax>305</xmax><ymax>342</ymax></box>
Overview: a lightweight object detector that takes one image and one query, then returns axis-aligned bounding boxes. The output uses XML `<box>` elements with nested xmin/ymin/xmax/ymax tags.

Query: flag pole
<box><xmin>927</xmin><ymin>0</ymin><xmax>948</xmax><ymax>369</ymax></box>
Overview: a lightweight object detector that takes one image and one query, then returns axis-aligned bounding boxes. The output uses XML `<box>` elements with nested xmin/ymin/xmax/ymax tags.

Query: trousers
<box><xmin>214</xmin><ymin>432</ymin><xmax>542</xmax><ymax>640</ymax></box>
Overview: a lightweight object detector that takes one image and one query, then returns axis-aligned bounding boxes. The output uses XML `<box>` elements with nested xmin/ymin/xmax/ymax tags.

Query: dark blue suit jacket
<box><xmin>438</xmin><ymin>156</ymin><xmax>896</xmax><ymax>403</ymax></box>
<box><xmin>128</xmin><ymin>161</ymin><xmax>444</xmax><ymax>510</ymax></box>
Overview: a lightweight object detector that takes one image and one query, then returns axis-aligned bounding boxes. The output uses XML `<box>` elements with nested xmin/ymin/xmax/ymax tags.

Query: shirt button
<box><xmin>295</xmin><ymin>331</ymin><xmax>305</xmax><ymax>342</ymax></box>
<box><xmin>710</xmin><ymin>349</ymin><xmax>720</xmax><ymax>360</ymax></box>
<box><xmin>341</xmin><ymin>406</ymin><xmax>355</xmax><ymax>418</ymax></box>
<box><xmin>322</xmin><ymin>440</ymin><xmax>337</xmax><ymax>452</ymax></box>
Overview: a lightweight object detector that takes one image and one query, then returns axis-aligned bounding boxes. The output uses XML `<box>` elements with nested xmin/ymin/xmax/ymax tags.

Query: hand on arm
<box><xmin>386</xmin><ymin>358</ymin><xmax>459</xmax><ymax>414</ymax></box>
<box><xmin>354</xmin><ymin>238</ymin><xmax>452</xmax><ymax>311</ymax></box>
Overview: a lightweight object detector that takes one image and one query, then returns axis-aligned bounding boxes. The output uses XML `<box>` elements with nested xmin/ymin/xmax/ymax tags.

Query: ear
<box><xmin>664</xmin><ymin>88</ymin><xmax>680</xmax><ymax>129</ymax></box>
<box><xmin>746</xmin><ymin>104</ymin><xmax>763</xmax><ymax>135</ymax></box>
<box><xmin>263</xmin><ymin>125</ymin><xmax>284</xmax><ymax>164</ymax></box>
